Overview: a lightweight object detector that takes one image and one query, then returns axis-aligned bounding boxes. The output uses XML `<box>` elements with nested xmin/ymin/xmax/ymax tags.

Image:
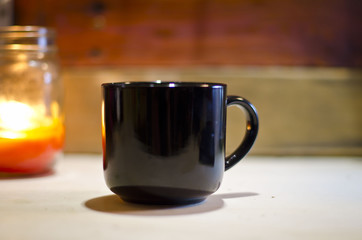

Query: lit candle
<box><xmin>0</xmin><ymin>100</ymin><xmax>64</xmax><ymax>174</ymax></box>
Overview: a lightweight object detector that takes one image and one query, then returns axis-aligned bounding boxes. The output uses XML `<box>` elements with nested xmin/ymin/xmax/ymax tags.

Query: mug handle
<box><xmin>225</xmin><ymin>96</ymin><xmax>259</xmax><ymax>171</ymax></box>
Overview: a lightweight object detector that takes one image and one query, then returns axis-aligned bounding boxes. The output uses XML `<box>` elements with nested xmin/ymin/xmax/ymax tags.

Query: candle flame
<box><xmin>0</xmin><ymin>101</ymin><xmax>38</xmax><ymax>131</ymax></box>
<box><xmin>0</xmin><ymin>100</ymin><xmax>62</xmax><ymax>140</ymax></box>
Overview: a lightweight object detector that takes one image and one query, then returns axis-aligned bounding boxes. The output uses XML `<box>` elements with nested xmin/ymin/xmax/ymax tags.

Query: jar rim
<box><xmin>0</xmin><ymin>25</ymin><xmax>55</xmax><ymax>37</ymax></box>
<box><xmin>0</xmin><ymin>26</ymin><xmax>56</xmax><ymax>51</ymax></box>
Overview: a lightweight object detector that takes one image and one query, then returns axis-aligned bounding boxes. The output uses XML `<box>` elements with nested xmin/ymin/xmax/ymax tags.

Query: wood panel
<box><xmin>62</xmin><ymin>66</ymin><xmax>362</xmax><ymax>156</ymax></box>
<box><xmin>14</xmin><ymin>0</ymin><xmax>362</xmax><ymax>67</ymax></box>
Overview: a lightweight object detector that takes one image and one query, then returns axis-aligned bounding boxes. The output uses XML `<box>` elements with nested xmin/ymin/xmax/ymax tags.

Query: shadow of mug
<box><xmin>84</xmin><ymin>192</ymin><xmax>258</xmax><ymax>216</ymax></box>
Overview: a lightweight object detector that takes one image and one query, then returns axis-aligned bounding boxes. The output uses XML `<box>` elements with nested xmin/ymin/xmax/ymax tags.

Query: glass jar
<box><xmin>0</xmin><ymin>26</ymin><xmax>64</xmax><ymax>175</ymax></box>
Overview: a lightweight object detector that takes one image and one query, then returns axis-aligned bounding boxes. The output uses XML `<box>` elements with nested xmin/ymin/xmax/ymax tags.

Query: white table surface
<box><xmin>1</xmin><ymin>154</ymin><xmax>361</xmax><ymax>240</ymax></box>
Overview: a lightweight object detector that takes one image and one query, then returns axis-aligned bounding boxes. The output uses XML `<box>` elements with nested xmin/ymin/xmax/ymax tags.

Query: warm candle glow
<box><xmin>0</xmin><ymin>100</ymin><xmax>64</xmax><ymax>174</ymax></box>
<box><xmin>0</xmin><ymin>100</ymin><xmax>38</xmax><ymax>132</ymax></box>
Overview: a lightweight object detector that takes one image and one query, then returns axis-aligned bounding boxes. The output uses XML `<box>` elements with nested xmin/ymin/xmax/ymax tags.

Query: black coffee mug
<box><xmin>102</xmin><ymin>82</ymin><xmax>258</xmax><ymax>205</ymax></box>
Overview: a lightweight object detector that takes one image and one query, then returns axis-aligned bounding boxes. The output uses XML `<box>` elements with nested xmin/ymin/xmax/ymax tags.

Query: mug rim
<box><xmin>102</xmin><ymin>81</ymin><xmax>226</xmax><ymax>88</ymax></box>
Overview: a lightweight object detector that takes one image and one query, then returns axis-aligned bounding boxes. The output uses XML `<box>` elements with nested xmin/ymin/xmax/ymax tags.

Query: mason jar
<box><xmin>0</xmin><ymin>26</ymin><xmax>64</xmax><ymax>175</ymax></box>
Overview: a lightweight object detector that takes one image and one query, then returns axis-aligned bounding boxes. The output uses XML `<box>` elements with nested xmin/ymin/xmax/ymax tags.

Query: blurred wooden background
<box><xmin>14</xmin><ymin>0</ymin><xmax>361</xmax><ymax>67</ymax></box>
<box><xmin>10</xmin><ymin>0</ymin><xmax>362</xmax><ymax>155</ymax></box>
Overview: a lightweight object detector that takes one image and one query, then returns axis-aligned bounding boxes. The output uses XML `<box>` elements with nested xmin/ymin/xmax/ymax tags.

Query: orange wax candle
<box><xmin>0</xmin><ymin>101</ymin><xmax>64</xmax><ymax>175</ymax></box>
<box><xmin>0</xmin><ymin>123</ymin><xmax>64</xmax><ymax>174</ymax></box>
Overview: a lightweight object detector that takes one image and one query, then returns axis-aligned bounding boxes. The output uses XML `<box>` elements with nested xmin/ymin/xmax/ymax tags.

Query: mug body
<box><xmin>102</xmin><ymin>82</ymin><xmax>227</xmax><ymax>204</ymax></box>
